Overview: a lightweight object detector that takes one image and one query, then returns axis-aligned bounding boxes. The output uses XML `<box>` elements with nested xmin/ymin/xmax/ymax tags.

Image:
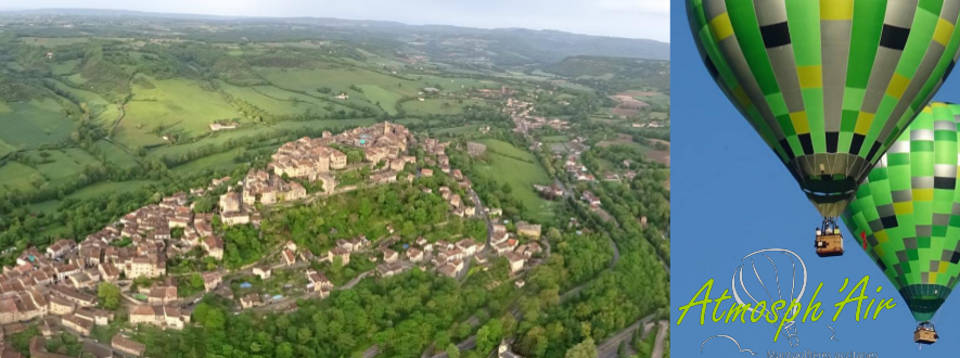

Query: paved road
<box><xmin>429</xmin><ymin>335</ymin><xmax>477</xmax><ymax>358</ymax></box>
<box><xmin>363</xmin><ymin>345</ymin><xmax>380</xmax><ymax>358</ymax></box>
<box><xmin>595</xmin><ymin>314</ymin><xmax>656</xmax><ymax>358</ymax></box>
<box><xmin>467</xmin><ymin>188</ymin><xmax>495</xmax><ymax>250</ymax></box>
<box><xmin>339</xmin><ymin>270</ymin><xmax>373</xmax><ymax>290</ymax></box>
<box><xmin>650</xmin><ymin>321</ymin><xmax>668</xmax><ymax>358</ymax></box>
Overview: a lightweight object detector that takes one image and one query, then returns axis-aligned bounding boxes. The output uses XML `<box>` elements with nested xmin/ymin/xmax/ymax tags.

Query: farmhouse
<box><xmin>328</xmin><ymin>247</ymin><xmax>351</xmax><ymax>266</ymax></box>
<box><xmin>202</xmin><ymin>272</ymin><xmax>222</xmax><ymax>292</ymax></box>
<box><xmin>61</xmin><ymin>314</ymin><xmax>93</xmax><ymax>336</ymax></box>
<box><xmin>112</xmin><ymin>334</ymin><xmax>146</xmax><ymax>357</ymax></box>
<box><xmin>202</xmin><ymin>237</ymin><xmax>224</xmax><ymax>260</ymax></box>
<box><xmin>516</xmin><ymin>222</ymin><xmax>542</xmax><ymax>239</ymax></box>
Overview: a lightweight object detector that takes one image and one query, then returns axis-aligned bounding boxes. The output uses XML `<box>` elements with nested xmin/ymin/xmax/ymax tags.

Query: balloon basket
<box><xmin>914</xmin><ymin>323</ymin><xmax>938</xmax><ymax>345</ymax></box>
<box><xmin>815</xmin><ymin>234</ymin><xmax>844</xmax><ymax>257</ymax></box>
<box><xmin>815</xmin><ymin>218</ymin><xmax>844</xmax><ymax>257</ymax></box>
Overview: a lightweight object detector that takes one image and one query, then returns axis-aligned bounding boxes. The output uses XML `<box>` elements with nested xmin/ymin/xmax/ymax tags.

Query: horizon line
<box><xmin>0</xmin><ymin>6</ymin><xmax>670</xmax><ymax>43</ymax></box>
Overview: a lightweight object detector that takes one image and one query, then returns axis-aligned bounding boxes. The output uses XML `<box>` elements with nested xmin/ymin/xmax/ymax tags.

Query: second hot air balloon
<box><xmin>843</xmin><ymin>102</ymin><xmax>960</xmax><ymax>344</ymax></box>
<box><xmin>687</xmin><ymin>0</ymin><xmax>960</xmax><ymax>256</ymax></box>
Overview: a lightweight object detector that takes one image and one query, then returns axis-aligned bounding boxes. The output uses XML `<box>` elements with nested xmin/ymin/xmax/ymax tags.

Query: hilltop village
<box><xmin>0</xmin><ymin>123</ymin><xmax>546</xmax><ymax>356</ymax></box>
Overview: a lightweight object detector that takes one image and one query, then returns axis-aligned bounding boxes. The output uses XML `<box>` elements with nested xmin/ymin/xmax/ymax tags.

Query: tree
<box><xmin>179</xmin><ymin>273</ymin><xmax>205</xmax><ymax>297</ymax></box>
<box><xmin>275</xmin><ymin>342</ymin><xmax>294</xmax><ymax>358</ymax></box>
<box><xmin>564</xmin><ymin>337</ymin><xmax>597</xmax><ymax>358</ymax></box>
<box><xmin>518</xmin><ymin>326</ymin><xmax>548</xmax><ymax>357</ymax></box>
<box><xmin>446</xmin><ymin>343</ymin><xmax>460</xmax><ymax>358</ymax></box>
<box><xmin>476</xmin><ymin>318</ymin><xmax>503</xmax><ymax>354</ymax></box>
<box><xmin>193</xmin><ymin>196</ymin><xmax>216</xmax><ymax>213</ymax></box>
<box><xmin>97</xmin><ymin>282</ymin><xmax>121</xmax><ymax>310</ymax></box>
<box><xmin>192</xmin><ymin>302</ymin><xmax>226</xmax><ymax>330</ymax></box>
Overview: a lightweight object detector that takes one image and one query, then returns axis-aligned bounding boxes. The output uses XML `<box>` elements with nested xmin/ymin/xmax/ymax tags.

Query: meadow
<box><xmin>0</xmin><ymin>29</ymin><xmax>606</xmax><ymax>233</ymax></box>
<box><xmin>0</xmin><ymin>98</ymin><xmax>76</xmax><ymax>151</ymax></box>
<box><xmin>471</xmin><ymin>139</ymin><xmax>555</xmax><ymax>221</ymax></box>
<box><xmin>401</xmin><ymin>98</ymin><xmax>485</xmax><ymax>116</ymax></box>
<box><xmin>117</xmin><ymin>77</ymin><xmax>241</xmax><ymax>148</ymax></box>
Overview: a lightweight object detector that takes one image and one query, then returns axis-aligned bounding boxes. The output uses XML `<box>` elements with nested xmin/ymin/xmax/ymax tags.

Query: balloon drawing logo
<box><xmin>732</xmin><ymin>248</ymin><xmax>808</xmax><ymax>347</ymax></box>
<box><xmin>702</xmin><ymin>248</ymin><xmax>810</xmax><ymax>355</ymax></box>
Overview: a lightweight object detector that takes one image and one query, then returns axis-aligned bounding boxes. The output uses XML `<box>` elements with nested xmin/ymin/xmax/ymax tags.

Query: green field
<box><xmin>0</xmin><ymin>162</ymin><xmax>43</xmax><ymax>191</ymax></box>
<box><xmin>51</xmin><ymin>59</ymin><xmax>81</xmax><ymax>76</ymax></box>
<box><xmin>416</xmin><ymin>75</ymin><xmax>502</xmax><ymax>94</ymax></box>
<box><xmin>255</xmin><ymin>65</ymin><xmax>427</xmax><ymax>113</ymax></box>
<box><xmin>257</xmin><ymin>65</ymin><xmax>418</xmax><ymax>94</ymax></box>
<box><xmin>218</xmin><ymin>82</ymin><xmax>349</xmax><ymax>117</ymax></box>
<box><xmin>147</xmin><ymin>118</ymin><xmax>374</xmax><ymax>161</ymax></box>
<box><xmin>20</xmin><ymin>37</ymin><xmax>92</xmax><ymax>47</ymax></box>
<box><xmin>357</xmin><ymin>84</ymin><xmax>404</xmax><ymax>115</ymax></box>
<box><xmin>431</xmin><ymin>124</ymin><xmax>482</xmax><ymax>136</ymax></box>
<box><xmin>66</xmin><ymin>180</ymin><xmax>156</xmax><ymax>200</ymax></box>
<box><xmin>47</xmin><ymin>79</ymin><xmax>121</xmax><ymax>122</ymax></box>
<box><xmin>117</xmin><ymin>77</ymin><xmax>240</xmax><ymax>148</ymax></box>
<box><xmin>33</xmin><ymin>149</ymin><xmax>93</xmax><ymax>186</ymax></box>
<box><xmin>92</xmin><ymin>140</ymin><xmax>139</xmax><ymax>169</ymax></box>
<box><xmin>401</xmin><ymin>98</ymin><xmax>484</xmax><ymax>116</ymax></box>
<box><xmin>472</xmin><ymin>139</ymin><xmax>555</xmax><ymax>221</ymax></box>
<box><xmin>169</xmin><ymin>148</ymin><xmax>245</xmax><ymax>176</ymax></box>
<box><xmin>0</xmin><ymin>98</ymin><xmax>76</xmax><ymax>150</ymax></box>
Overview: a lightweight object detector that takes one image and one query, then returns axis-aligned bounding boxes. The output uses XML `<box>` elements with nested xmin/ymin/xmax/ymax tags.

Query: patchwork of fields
<box><xmin>0</xmin><ymin>33</ymin><xmax>667</xmax><ymax>249</ymax></box>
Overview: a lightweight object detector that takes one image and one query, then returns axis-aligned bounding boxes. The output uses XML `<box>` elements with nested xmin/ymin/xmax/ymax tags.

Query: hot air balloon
<box><xmin>843</xmin><ymin>102</ymin><xmax>960</xmax><ymax>344</ymax></box>
<box><xmin>687</xmin><ymin>0</ymin><xmax>960</xmax><ymax>256</ymax></box>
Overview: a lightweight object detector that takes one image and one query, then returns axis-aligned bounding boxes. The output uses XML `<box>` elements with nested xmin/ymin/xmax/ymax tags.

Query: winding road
<box><xmin>595</xmin><ymin>314</ymin><xmax>657</xmax><ymax>358</ymax></box>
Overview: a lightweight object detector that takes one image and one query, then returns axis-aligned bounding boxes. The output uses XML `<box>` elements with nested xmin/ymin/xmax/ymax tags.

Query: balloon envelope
<box><xmin>687</xmin><ymin>0</ymin><xmax>960</xmax><ymax>216</ymax></box>
<box><xmin>843</xmin><ymin>102</ymin><xmax>960</xmax><ymax>322</ymax></box>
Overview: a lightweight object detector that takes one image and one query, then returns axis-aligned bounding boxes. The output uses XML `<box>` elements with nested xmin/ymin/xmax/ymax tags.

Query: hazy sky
<box><xmin>0</xmin><ymin>0</ymin><xmax>670</xmax><ymax>41</ymax></box>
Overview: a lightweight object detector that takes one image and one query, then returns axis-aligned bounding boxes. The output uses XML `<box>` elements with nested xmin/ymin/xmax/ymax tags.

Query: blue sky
<box><xmin>0</xmin><ymin>0</ymin><xmax>669</xmax><ymax>41</ymax></box>
<box><xmin>671</xmin><ymin>0</ymin><xmax>960</xmax><ymax>356</ymax></box>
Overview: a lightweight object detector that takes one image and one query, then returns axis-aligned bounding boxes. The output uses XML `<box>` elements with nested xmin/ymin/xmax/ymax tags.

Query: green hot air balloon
<box><xmin>843</xmin><ymin>102</ymin><xmax>960</xmax><ymax>344</ymax></box>
<box><xmin>688</xmin><ymin>0</ymin><xmax>960</xmax><ymax>255</ymax></box>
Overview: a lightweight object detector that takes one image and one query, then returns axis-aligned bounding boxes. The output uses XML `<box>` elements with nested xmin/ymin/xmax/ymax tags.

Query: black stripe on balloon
<box><xmin>826</xmin><ymin>132</ymin><xmax>838</xmax><ymax>153</ymax></box>
<box><xmin>760</xmin><ymin>22</ymin><xmax>791</xmax><ymax>48</ymax></box>
<box><xmin>798</xmin><ymin>133</ymin><xmax>814</xmax><ymax>155</ymax></box>
<box><xmin>879</xmin><ymin>24</ymin><xmax>910</xmax><ymax>50</ymax></box>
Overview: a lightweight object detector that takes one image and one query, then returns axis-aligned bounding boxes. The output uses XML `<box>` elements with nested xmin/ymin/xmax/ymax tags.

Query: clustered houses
<box><xmin>376</xmin><ymin>252</ymin><xmax>405</xmax><ymax>278</ymax></box>
<box><xmin>0</xmin><ymin>189</ymin><xmax>230</xmax><ymax>339</ymax></box>
<box><xmin>0</xmin><ymin>122</ymin><xmax>544</xmax><ymax>345</ymax></box>
<box><xmin>305</xmin><ymin>270</ymin><xmax>334</xmax><ymax>298</ymax></box>
<box><xmin>490</xmin><ymin>224</ymin><xmax>541</xmax><ymax>273</ymax></box>
<box><xmin>218</xmin><ymin>122</ymin><xmax>416</xmax><ymax>227</ymax></box>
<box><xmin>129</xmin><ymin>304</ymin><xmax>190</xmax><ymax>330</ymax></box>
<box><xmin>142</xmin><ymin>283</ymin><xmax>178</xmax><ymax>304</ymax></box>
<box><xmin>431</xmin><ymin>239</ymin><xmax>480</xmax><ymax>278</ymax></box>
<box><xmin>242</xmin><ymin>169</ymin><xmax>307</xmax><ymax>207</ymax></box>
<box><xmin>438</xmin><ymin>186</ymin><xmax>478</xmax><ymax>218</ymax></box>
<box><xmin>533</xmin><ymin>183</ymin><xmax>565</xmax><ymax>200</ymax></box>
<box><xmin>505</xmin><ymin>97</ymin><xmax>570</xmax><ymax>135</ymax></box>
<box><xmin>564</xmin><ymin>153</ymin><xmax>596</xmax><ymax>182</ymax></box>
<box><xmin>0</xmin><ymin>237</ymin><xmax>99</xmax><ymax>326</ymax></box>
<box><xmin>466</xmin><ymin>141</ymin><xmax>487</xmax><ymax>157</ymax></box>
<box><xmin>239</xmin><ymin>293</ymin><xmax>262</xmax><ymax>309</ymax></box>
<box><xmin>556</xmin><ymin>137</ymin><xmax>596</xmax><ymax>182</ymax></box>
<box><xmin>271</xmin><ymin>122</ymin><xmax>411</xmax><ymax>180</ymax></box>
<box><xmin>581</xmin><ymin>191</ymin><xmax>602</xmax><ymax>208</ymax></box>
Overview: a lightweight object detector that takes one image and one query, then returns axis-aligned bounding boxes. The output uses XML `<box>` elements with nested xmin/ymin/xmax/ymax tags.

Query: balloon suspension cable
<box><xmin>820</xmin><ymin>217</ymin><xmax>840</xmax><ymax>233</ymax></box>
